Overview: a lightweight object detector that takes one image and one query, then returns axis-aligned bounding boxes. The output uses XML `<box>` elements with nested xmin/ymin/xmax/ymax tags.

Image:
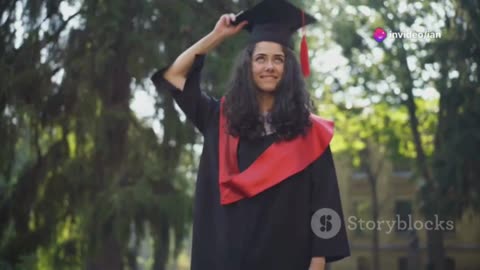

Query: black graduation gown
<box><xmin>151</xmin><ymin>54</ymin><xmax>350</xmax><ymax>270</ymax></box>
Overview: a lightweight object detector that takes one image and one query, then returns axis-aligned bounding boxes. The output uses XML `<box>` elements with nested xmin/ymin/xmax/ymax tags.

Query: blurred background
<box><xmin>0</xmin><ymin>0</ymin><xmax>479</xmax><ymax>269</ymax></box>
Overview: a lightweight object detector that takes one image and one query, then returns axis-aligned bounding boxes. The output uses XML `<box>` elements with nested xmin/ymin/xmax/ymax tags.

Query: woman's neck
<box><xmin>257</xmin><ymin>94</ymin><xmax>275</xmax><ymax>136</ymax></box>
<box><xmin>257</xmin><ymin>92</ymin><xmax>275</xmax><ymax>113</ymax></box>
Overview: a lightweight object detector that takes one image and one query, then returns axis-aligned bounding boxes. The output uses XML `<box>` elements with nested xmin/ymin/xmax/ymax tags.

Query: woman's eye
<box><xmin>274</xmin><ymin>58</ymin><xmax>284</xmax><ymax>64</ymax></box>
<box><xmin>256</xmin><ymin>57</ymin><xmax>265</xmax><ymax>63</ymax></box>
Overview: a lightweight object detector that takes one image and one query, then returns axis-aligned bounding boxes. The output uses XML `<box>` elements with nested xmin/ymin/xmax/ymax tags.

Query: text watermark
<box><xmin>348</xmin><ymin>214</ymin><xmax>455</xmax><ymax>234</ymax></box>
<box><xmin>373</xmin><ymin>27</ymin><xmax>442</xmax><ymax>42</ymax></box>
<box><xmin>311</xmin><ymin>208</ymin><xmax>455</xmax><ymax>239</ymax></box>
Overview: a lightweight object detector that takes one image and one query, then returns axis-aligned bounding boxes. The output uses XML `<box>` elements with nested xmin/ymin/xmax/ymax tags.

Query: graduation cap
<box><xmin>233</xmin><ymin>0</ymin><xmax>318</xmax><ymax>77</ymax></box>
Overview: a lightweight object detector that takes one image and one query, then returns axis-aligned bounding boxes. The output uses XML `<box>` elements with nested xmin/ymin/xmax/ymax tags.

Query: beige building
<box><xmin>332</xmin><ymin>155</ymin><xmax>480</xmax><ymax>270</ymax></box>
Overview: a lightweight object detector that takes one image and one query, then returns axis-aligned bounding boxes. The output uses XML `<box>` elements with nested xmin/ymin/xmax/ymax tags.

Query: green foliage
<box><xmin>314</xmin><ymin>0</ymin><xmax>479</xmax><ymax>218</ymax></box>
<box><xmin>0</xmin><ymin>0</ymin><xmax>245</xmax><ymax>268</ymax></box>
<box><xmin>427</xmin><ymin>0</ymin><xmax>480</xmax><ymax>218</ymax></box>
<box><xmin>2</xmin><ymin>0</ymin><xmax>478</xmax><ymax>268</ymax></box>
<box><xmin>312</xmin><ymin>1</ymin><xmax>479</xmax><ymax>268</ymax></box>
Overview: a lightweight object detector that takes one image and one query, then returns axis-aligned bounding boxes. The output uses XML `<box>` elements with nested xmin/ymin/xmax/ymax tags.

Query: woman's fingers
<box><xmin>240</xmin><ymin>20</ymin><xmax>248</xmax><ymax>27</ymax></box>
<box><xmin>221</xmin><ymin>14</ymin><xmax>229</xmax><ymax>25</ymax></box>
<box><xmin>234</xmin><ymin>21</ymin><xmax>248</xmax><ymax>32</ymax></box>
<box><xmin>214</xmin><ymin>13</ymin><xmax>246</xmax><ymax>37</ymax></box>
<box><xmin>220</xmin><ymin>13</ymin><xmax>236</xmax><ymax>26</ymax></box>
<box><xmin>229</xmin><ymin>13</ymin><xmax>236</xmax><ymax>24</ymax></box>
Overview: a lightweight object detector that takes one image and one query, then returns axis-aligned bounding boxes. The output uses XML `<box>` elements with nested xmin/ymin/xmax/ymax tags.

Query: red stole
<box><xmin>218</xmin><ymin>97</ymin><xmax>334</xmax><ymax>205</ymax></box>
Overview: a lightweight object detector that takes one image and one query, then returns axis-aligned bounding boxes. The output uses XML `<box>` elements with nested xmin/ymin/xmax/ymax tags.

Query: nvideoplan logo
<box><xmin>373</xmin><ymin>27</ymin><xmax>441</xmax><ymax>42</ymax></box>
<box><xmin>373</xmin><ymin>27</ymin><xmax>387</xmax><ymax>42</ymax></box>
<box><xmin>311</xmin><ymin>208</ymin><xmax>341</xmax><ymax>239</ymax></box>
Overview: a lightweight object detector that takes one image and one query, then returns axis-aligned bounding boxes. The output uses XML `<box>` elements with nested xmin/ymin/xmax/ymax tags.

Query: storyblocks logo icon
<box><xmin>311</xmin><ymin>208</ymin><xmax>342</xmax><ymax>239</ymax></box>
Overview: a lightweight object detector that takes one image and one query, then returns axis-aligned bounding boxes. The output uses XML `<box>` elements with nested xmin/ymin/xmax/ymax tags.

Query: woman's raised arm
<box><xmin>163</xmin><ymin>14</ymin><xmax>247</xmax><ymax>90</ymax></box>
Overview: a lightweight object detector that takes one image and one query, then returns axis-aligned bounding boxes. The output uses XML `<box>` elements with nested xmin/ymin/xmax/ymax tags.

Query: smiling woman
<box><xmin>150</xmin><ymin>0</ymin><xmax>350</xmax><ymax>269</ymax></box>
<box><xmin>224</xmin><ymin>39</ymin><xmax>312</xmax><ymax>141</ymax></box>
<box><xmin>251</xmin><ymin>41</ymin><xmax>285</xmax><ymax>92</ymax></box>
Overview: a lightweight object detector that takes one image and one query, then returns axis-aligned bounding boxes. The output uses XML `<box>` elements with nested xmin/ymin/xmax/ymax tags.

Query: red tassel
<box><xmin>300</xmin><ymin>35</ymin><xmax>310</xmax><ymax>77</ymax></box>
<box><xmin>300</xmin><ymin>10</ymin><xmax>310</xmax><ymax>78</ymax></box>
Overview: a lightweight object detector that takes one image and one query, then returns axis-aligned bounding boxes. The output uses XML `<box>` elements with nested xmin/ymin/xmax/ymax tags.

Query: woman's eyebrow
<box><xmin>253</xmin><ymin>53</ymin><xmax>285</xmax><ymax>57</ymax></box>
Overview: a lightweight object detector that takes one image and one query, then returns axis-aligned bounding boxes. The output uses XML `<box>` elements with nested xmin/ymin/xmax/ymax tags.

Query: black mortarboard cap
<box><xmin>232</xmin><ymin>0</ymin><xmax>317</xmax><ymax>76</ymax></box>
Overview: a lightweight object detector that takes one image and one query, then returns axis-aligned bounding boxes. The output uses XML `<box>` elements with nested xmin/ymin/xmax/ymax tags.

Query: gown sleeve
<box><xmin>150</xmin><ymin>54</ymin><xmax>218</xmax><ymax>135</ymax></box>
<box><xmin>310</xmin><ymin>146</ymin><xmax>351</xmax><ymax>263</ymax></box>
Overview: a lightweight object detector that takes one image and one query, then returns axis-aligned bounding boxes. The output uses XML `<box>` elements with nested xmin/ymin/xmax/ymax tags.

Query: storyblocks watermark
<box><xmin>311</xmin><ymin>208</ymin><xmax>455</xmax><ymax>239</ymax></box>
<box><xmin>348</xmin><ymin>214</ymin><xmax>455</xmax><ymax>234</ymax></box>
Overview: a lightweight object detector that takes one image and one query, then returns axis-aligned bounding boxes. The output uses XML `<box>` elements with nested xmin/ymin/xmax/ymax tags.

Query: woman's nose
<box><xmin>265</xmin><ymin>60</ymin><xmax>274</xmax><ymax>71</ymax></box>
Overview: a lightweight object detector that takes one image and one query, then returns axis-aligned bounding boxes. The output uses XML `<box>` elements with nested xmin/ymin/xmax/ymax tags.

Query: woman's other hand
<box><xmin>309</xmin><ymin>257</ymin><xmax>326</xmax><ymax>270</ymax></box>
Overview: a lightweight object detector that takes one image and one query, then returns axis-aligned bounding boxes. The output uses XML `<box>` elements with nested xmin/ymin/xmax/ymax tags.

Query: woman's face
<box><xmin>251</xmin><ymin>41</ymin><xmax>285</xmax><ymax>92</ymax></box>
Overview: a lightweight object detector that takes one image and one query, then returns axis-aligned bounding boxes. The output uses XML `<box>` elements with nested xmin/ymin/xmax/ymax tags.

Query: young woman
<box><xmin>151</xmin><ymin>1</ymin><xmax>350</xmax><ymax>269</ymax></box>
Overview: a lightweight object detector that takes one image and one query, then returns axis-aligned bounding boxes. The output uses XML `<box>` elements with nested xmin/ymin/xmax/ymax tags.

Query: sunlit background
<box><xmin>1</xmin><ymin>0</ymin><xmax>479</xmax><ymax>269</ymax></box>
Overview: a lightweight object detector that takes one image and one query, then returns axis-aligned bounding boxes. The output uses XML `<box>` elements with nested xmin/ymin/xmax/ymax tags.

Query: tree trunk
<box><xmin>371</xmin><ymin>178</ymin><xmax>380</xmax><ymax>270</ymax></box>
<box><xmin>363</xmin><ymin>144</ymin><xmax>382</xmax><ymax>270</ymax></box>
<box><xmin>87</xmin><ymin>0</ymin><xmax>133</xmax><ymax>266</ymax></box>
<box><xmin>396</xmin><ymin>37</ymin><xmax>446</xmax><ymax>270</ymax></box>
<box><xmin>425</xmin><ymin>216</ymin><xmax>446</xmax><ymax>270</ymax></box>
<box><xmin>86</xmin><ymin>233</ymin><xmax>123</xmax><ymax>270</ymax></box>
<box><xmin>366</xmin><ymin>164</ymin><xmax>380</xmax><ymax>270</ymax></box>
<box><xmin>153</xmin><ymin>218</ymin><xmax>170</xmax><ymax>270</ymax></box>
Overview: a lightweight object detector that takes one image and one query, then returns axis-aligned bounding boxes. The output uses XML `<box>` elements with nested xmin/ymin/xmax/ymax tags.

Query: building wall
<box><xmin>331</xmin><ymin>153</ymin><xmax>480</xmax><ymax>270</ymax></box>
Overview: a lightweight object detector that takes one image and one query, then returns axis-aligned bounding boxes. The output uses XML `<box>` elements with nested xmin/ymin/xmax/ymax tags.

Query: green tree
<box><xmin>0</xmin><ymin>0</ymin><xmax>250</xmax><ymax>269</ymax></box>
<box><xmin>312</xmin><ymin>0</ymin><xmax>480</xmax><ymax>269</ymax></box>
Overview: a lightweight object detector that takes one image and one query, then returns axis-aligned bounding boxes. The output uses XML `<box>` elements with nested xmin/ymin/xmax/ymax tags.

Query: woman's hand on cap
<box><xmin>212</xmin><ymin>13</ymin><xmax>247</xmax><ymax>39</ymax></box>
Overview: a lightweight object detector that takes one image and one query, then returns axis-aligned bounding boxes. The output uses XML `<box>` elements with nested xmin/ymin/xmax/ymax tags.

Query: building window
<box><xmin>394</xmin><ymin>200</ymin><xmax>412</xmax><ymax>233</ymax></box>
<box><xmin>392</xmin><ymin>157</ymin><xmax>413</xmax><ymax>172</ymax></box>
<box><xmin>351</xmin><ymin>171</ymin><xmax>368</xmax><ymax>181</ymax></box>
<box><xmin>445</xmin><ymin>257</ymin><xmax>455</xmax><ymax>270</ymax></box>
<box><xmin>398</xmin><ymin>257</ymin><xmax>407</xmax><ymax>270</ymax></box>
<box><xmin>352</xmin><ymin>200</ymin><xmax>371</xmax><ymax>236</ymax></box>
<box><xmin>357</xmin><ymin>256</ymin><xmax>370</xmax><ymax>270</ymax></box>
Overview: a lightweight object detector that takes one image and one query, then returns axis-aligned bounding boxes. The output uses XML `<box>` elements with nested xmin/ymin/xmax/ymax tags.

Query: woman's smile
<box><xmin>251</xmin><ymin>41</ymin><xmax>285</xmax><ymax>92</ymax></box>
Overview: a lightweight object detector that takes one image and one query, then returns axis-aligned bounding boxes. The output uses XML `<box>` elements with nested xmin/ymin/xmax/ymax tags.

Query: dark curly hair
<box><xmin>222</xmin><ymin>43</ymin><xmax>314</xmax><ymax>141</ymax></box>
